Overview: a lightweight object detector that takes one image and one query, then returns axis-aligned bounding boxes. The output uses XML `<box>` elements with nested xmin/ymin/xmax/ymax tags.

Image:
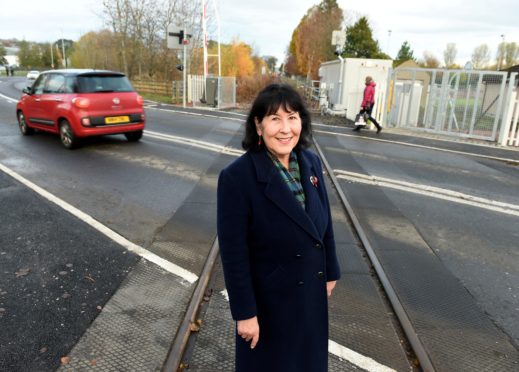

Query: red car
<box><xmin>16</xmin><ymin>69</ymin><xmax>145</xmax><ymax>149</ymax></box>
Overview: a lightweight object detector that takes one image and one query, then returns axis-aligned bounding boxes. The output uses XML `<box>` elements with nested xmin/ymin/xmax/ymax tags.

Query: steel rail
<box><xmin>313</xmin><ymin>138</ymin><xmax>436</xmax><ymax>372</ymax></box>
<box><xmin>162</xmin><ymin>238</ymin><xmax>220</xmax><ymax>372</ymax></box>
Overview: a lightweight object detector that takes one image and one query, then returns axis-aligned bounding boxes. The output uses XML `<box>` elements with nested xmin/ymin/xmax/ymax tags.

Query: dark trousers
<box><xmin>354</xmin><ymin>104</ymin><xmax>381</xmax><ymax>131</ymax></box>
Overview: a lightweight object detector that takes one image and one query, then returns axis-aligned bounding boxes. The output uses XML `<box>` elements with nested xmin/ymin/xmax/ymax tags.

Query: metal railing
<box><xmin>386</xmin><ymin>68</ymin><xmax>516</xmax><ymax>142</ymax></box>
<box><xmin>189</xmin><ymin>75</ymin><xmax>236</xmax><ymax>109</ymax></box>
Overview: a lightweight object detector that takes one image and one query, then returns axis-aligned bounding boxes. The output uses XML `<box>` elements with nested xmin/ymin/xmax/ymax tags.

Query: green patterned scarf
<box><xmin>267</xmin><ymin>150</ymin><xmax>306</xmax><ymax>209</ymax></box>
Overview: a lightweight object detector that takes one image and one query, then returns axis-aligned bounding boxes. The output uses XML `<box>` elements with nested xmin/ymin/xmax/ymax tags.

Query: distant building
<box><xmin>4</xmin><ymin>46</ymin><xmax>19</xmax><ymax>67</ymax></box>
<box><xmin>503</xmin><ymin>65</ymin><xmax>519</xmax><ymax>87</ymax></box>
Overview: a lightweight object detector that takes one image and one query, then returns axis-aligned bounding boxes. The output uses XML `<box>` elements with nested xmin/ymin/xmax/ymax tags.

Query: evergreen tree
<box><xmin>342</xmin><ymin>17</ymin><xmax>387</xmax><ymax>59</ymax></box>
<box><xmin>394</xmin><ymin>41</ymin><xmax>415</xmax><ymax>66</ymax></box>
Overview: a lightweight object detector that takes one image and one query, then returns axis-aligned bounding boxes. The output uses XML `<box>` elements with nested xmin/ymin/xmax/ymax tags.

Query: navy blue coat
<box><xmin>217</xmin><ymin>148</ymin><xmax>341</xmax><ymax>372</ymax></box>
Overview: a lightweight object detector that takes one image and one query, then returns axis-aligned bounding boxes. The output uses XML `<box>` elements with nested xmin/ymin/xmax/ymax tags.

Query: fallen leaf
<box><xmin>84</xmin><ymin>274</ymin><xmax>95</xmax><ymax>283</ymax></box>
<box><xmin>96</xmin><ymin>305</ymin><xmax>102</xmax><ymax>311</ymax></box>
<box><xmin>60</xmin><ymin>356</ymin><xmax>70</xmax><ymax>365</ymax></box>
<box><xmin>15</xmin><ymin>268</ymin><xmax>30</xmax><ymax>278</ymax></box>
<box><xmin>189</xmin><ymin>322</ymin><xmax>200</xmax><ymax>332</ymax></box>
<box><xmin>90</xmin><ymin>359</ymin><xmax>97</xmax><ymax>366</ymax></box>
<box><xmin>40</xmin><ymin>347</ymin><xmax>48</xmax><ymax>353</ymax></box>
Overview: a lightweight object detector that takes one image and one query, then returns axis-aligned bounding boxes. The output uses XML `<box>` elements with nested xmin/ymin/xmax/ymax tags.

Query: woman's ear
<box><xmin>255</xmin><ymin>117</ymin><xmax>262</xmax><ymax>136</ymax></box>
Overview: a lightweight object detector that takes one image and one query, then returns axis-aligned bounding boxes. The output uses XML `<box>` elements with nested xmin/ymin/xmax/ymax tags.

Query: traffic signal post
<box><xmin>167</xmin><ymin>25</ymin><xmax>191</xmax><ymax>108</ymax></box>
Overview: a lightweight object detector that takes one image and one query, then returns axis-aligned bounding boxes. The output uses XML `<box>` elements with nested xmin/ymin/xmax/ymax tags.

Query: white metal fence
<box><xmin>188</xmin><ymin>75</ymin><xmax>236</xmax><ymax>109</ymax></box>
<box><xmin>386</xmin><ymin>68</ymin><xmax>518</xmax><ymax>143</ymax></box>
<box><xmin>500</xmin><ymin>84</ymin><xmax>519</xmax><ymax>147</ymax></box>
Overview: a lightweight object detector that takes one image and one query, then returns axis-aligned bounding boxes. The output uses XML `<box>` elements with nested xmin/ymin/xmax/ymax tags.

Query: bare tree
<box><xmin>102</xmin><ymin>0</ymin><xmax>132</xmax><ymax>74</ymax></box>
<box><xmin>496</xmin><ymin>41</ymin><xmax>506</xmax><ymax>70</ymax></box>
<box><xmin>471</xmin><ymin>44</ymin><xmax>490</xmax><ymax>70</ymax></box>
<box><xmin>443</xmin><ymin>43</ymin><xmax>457</xmax><ymax>68</ymax></box>
<box><xmin>505</xmin><ymin>42</ymin><xmax>519</xmax><ymax>69</ymax></box>
<box><xmin>423</xmin><ymin>51</ymin><xmax>440</xmax><ymax>68</ymax></box>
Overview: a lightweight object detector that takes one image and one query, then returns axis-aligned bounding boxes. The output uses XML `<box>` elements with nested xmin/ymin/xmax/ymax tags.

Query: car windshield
<box><xmin>77</xmin><ymin>75</ymin><xmax>134</xmax><ymax>93</ymax></box>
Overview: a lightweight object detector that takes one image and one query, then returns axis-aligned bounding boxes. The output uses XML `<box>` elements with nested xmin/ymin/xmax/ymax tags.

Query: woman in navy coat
<box><xmin>217</xmin><ymin>84</ymin><xmax>340</xmax><ymax>372</ymax></box>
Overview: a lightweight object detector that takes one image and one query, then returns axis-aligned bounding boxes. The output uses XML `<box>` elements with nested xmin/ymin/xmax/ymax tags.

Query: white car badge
<box><xmin>113</xmin><ymin>98</ymin><xmax>120</xmax><ymax>105</ymax></box>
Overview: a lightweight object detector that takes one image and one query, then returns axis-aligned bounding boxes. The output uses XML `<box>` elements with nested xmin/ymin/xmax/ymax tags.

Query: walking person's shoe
<box><xmin>352</xmin><ymin>126</ymin><xmax>361</xmax><ymax>131</ymax></box>
<box><xmin>376</xmin><ymin>126</ymin><xmax>382</xmax><ymax>134</ymax></box>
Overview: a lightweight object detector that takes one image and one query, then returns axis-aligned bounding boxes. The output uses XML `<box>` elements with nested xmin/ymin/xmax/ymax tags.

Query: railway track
<box><xmin>161</xmin><ymin>137</ymin><xmax>424</xmax><ymax>372</ymax></box>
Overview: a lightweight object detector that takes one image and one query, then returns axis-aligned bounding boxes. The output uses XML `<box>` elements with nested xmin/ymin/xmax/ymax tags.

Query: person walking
<box><xmin>217</xmin><ymin>83</ymin><xmax>340</xmax><ymax>372</ymax></box>
<box><xmin>353</xmin><ymin>76</ymin><xmax>382</xmax><ymax>133</ymax></box>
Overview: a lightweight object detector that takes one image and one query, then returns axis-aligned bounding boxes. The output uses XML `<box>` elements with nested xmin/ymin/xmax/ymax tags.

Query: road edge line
<box><xmin>0</xmin><ymin>162</ymin><xmax>198</xmax><ymax>283</ymax></box>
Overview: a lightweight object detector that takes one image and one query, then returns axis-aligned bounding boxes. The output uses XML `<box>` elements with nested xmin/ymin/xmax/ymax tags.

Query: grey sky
<box><xmin>1</xmin><ymin>0</ymin><xmax>517</xmax><ymax>67</ymax></box>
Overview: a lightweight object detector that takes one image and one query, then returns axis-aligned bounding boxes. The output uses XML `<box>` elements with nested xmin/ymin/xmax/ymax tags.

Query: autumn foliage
<box><xmin>203</xmin><ymin>39</ymin><xmax>265</xmax><ymax>78</ymax></box>
<box><xmin>285</xmin><ymin>0</ymin><xmax>343</xmax><ymax>80</ymax></box>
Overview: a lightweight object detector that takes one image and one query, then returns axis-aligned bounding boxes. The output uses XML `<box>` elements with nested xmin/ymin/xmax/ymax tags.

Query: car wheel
<box><xmin>59</xmin><ymin>120</ymin><xmax>79</xmax><ymax>149</ymax></box>
<box><xmin>17</xmin><ymin>111</ymin><xmax>34</xmax><ymax>135</ymax></box>
<box><xmin>125</xmin><ymin>130</ymin><xmax>143</xmax><ymax>142</ymax></box>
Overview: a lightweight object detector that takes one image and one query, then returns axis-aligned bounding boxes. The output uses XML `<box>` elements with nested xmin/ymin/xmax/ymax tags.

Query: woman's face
<box><xmin>256</xmin><ymin>106</ymin><xmax>302</xmax><ymax>167</ymax></box>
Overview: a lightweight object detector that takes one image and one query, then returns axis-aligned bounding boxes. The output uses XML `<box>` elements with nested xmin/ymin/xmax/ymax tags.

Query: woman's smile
<box><xmin>256</xmin><ymin>107</ymin><xmax>302</xmax><ymax>168</ymax></box>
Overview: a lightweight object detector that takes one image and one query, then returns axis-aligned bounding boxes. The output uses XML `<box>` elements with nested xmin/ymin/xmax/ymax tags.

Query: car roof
<box><xmin>40</xmin><ymin>69</ymin><xmax>126</xmax><ymax>77</ymax></box>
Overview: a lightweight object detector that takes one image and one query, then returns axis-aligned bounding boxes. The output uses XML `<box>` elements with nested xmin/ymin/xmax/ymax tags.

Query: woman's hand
<box><xmin>237</xmin><ymin>316</ymin><xmax>260</xmax><ymax>349</ymax></box>
<box><xmin>326</xmin><ymin>280</ymin><xmax>337</xmax><ymax>297</ymax></box>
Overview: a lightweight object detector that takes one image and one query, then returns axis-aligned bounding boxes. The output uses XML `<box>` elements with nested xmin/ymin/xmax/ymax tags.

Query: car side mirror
<box><xmin>23</xmin><ymin>87</ymin><xmax>31</xmax><ymax>94</ymax></box>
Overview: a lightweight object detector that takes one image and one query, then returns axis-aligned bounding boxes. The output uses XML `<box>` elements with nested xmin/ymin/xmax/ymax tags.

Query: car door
<box><xmin>39</xmin><ymin>73</ymin><xmax>67</xmax><ymax>133</ymax></box>
<box><xmin>23</xmin><ymin>74</ymin><xmax>48</xmax><ymax>128</ymax></box>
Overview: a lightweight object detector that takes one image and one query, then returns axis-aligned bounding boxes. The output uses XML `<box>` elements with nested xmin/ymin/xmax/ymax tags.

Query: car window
<box><xmin>44</xmin><ymin>74</ymin><xmax>66</xmax><ymax>94</ymax></box>
<box><xmin>32</xmin><ymin>75</ymin><xmax>48</xmax><ymax>95</ymax></box>
<box><xmin>77</xmin><ymin>75</ymin><xmax>134</xmax><ymax>93</ymax></box>
<box><xmin>64</xmin><ymin>76</ymin><xmax>76</xmax><ymax>93</ymax></box>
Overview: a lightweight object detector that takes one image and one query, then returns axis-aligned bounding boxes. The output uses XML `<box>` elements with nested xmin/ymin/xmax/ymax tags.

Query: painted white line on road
<box><xmin>328</xmin><ymin>340</ymin><xmax>396</xmax><ymax>372</ymax></box>
<box><xmin>218</xmin><ymin>289</ymin><xmax>394</xmax><ymax>371</ymax></box>
<box><xmin>336</xmin><ymin>169</ymin><xmax>519</xmax><ymax>217</ymax></box>
<box><xmin>0</xmin><ymin>162</ymin><xmax>199</xmax><ymax>284</ymax></box>
<box><xmin>315</xmin><ymin>128</ymin><xmax>519</xmax><ymax>165</ymax></box>
<box><xmin>145</xmin><ymin>130</ymin><xmax>244</xmax><ymax>156</ymax></box>
<box><xmin>148</xmin><ymin>106</ymin><xmax>244</xmax><ymax>122</ymax></box>
<box><xmin>0</xmin><ymin>92</ymin><xmax>17</xmax><ymax>103</ymax></box>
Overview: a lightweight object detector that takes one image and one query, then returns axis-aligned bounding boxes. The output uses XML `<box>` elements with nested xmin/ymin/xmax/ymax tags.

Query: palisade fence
<box><xmin>189</xmin><ymin>75</ymin><xmax>236</xmax><ymax>109</ymax></box>
<box><xmin>500</xmin><ymin>87</ymin><xmax>519</xmax><ymax>146</ymax></box>
<box><xmin>385</xmin><ymin>68</ymin><xmax>519</xmax><ymax>145</ymax></box>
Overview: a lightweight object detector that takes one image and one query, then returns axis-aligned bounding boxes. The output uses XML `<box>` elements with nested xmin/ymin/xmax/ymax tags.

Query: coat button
<box><xmin>298</xmin><ymin>281</ymin><xmax>304</xmax><ymax>286</ymax></box>
<box><xmin>317</xmin><ymin>271</ymin><xmax>324</xmax><ymax>279</ymax></box>
<box><xmin>315</xmin><ymin>243</ymin><xmax>322</xmax><ymax>249</ymax></box>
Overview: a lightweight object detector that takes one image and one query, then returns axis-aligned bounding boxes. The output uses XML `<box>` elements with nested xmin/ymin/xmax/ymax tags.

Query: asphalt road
<box><xmin>313</xmin><ymin>127</ymin><xmax>519</xmax><ymax>347</ymax></box>
<box><xmin>1</xmin><ymin>76</ymin><xmax>518</xmax><ymax>370</ymax></box>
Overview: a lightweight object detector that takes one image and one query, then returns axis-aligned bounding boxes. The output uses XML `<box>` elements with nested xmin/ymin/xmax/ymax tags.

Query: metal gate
<box><xmin>386</xmin><ymin>68</ymin><xmax>513</xmax><ymax>141</ymax></box>
<box><xmin>188</xmin><ymin>75</ymin><xmax>236</xmax><ymax>109</ymax></box>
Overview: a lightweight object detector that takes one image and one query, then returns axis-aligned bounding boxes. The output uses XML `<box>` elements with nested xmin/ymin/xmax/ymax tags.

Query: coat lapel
<box><xmin>298</xmin><ymin>150</ymin><xmax>323</xmax><ymax>236</ymax></box>
<box><xmin>250</xmin><ymin>150</ymin><xmax>321</xmax><ymax>242</ymax></box>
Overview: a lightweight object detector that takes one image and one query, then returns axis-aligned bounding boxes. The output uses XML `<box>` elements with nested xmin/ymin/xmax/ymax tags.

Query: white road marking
<box><xmin>148</xmin><ymin>106</ymin><xmax>244</xmax><ymax>122</ymax></box>
<box><xmin>328</xmin><ymin>340</ymin><xmax>396</xmax><ymax>372</ymax></box>
<box><xmin>144</xmin><ymin>130</ymin><xmax>244</xmax><ymax>156</ymax></box>
<box><xmin>0</xmin><ymin>92</ymin><xmax>17</xmax><ymax>103</ymax></box>
<box><xmin>314</xmin><ymin>128</ymin><xmax>519</xmax><ymax>165</ymax></box>
<box><xmin>218</xmin><ymin>289</ymin><xmax>395</xmax><ymax>371</ymax></box>
<box><xmin>335</xmin><ymin>169</ymin><xmax>519</xmax><ymax>217</ymax></box>
<box><xmin>0</xmin><ymin>162</ymin><xmax>198</xmax><ymax>284</ymax></box>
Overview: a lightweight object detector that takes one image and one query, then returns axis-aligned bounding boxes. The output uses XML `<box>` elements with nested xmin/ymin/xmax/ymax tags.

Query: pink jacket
<box><xmin>361</xmin><ymin>82</ymin><xmax>376</xmax><ymax>108</ymax></box>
